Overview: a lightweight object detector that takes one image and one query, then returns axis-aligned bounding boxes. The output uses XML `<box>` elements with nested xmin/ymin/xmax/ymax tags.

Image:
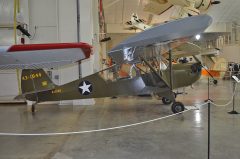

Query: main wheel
<box><xmin>213</xmin><ymin>79</ymin><xmax>218</xmax><ymax>85</ymax></box>
<box><xmin>171</xmin><ymin>102</ymin><xmax>185</xmax><ymax>113</ymax></box>
<box><xmin>162</xmin><ymin>97</ymin><xmax>172</xmax><ymax>105</ymax></box>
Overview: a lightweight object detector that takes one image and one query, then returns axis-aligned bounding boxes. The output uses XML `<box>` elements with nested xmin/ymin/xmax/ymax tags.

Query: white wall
<box><xmin>29</xmin><ymin>0</ymin><xmax>58</xmax><ymax>43</ymax></box>
<box><xmin>79</xmin><ymin>0</ymin><xmax>94</xmax><ymax>77</ymax></box>
<box><xmin>0</xmin><ymin>0</ymin><xmax>29</xmax><ymax>102</ymax></box>
<box><xmin>56</xmin><ymin>0</ymin><xmax>79</xmax><ymax>105</ymax></box>
<box><xmin>206</xmin><ymin>22</ymin><xmax>227</xmax><ymax>32</ymax></box>
<box><xmin>221</xmin><ymin>45</ymin><xmax>240</xmax><ymax>63</ymax></box>
<box><xmin>0</xmin><ymin>0</ymin><xmax>14</xmax><ymax>45</ymax></box>
<box><xmin>0</xmin><ymin>0</ymin><xmax>29</xmax><ymax>44</ymax></box>
<box><xmin>78</xmin><ymin>0</ymin><xmax>101</xmax><ymax>75</ymax></box>
<box><xmin>57</xmin><ymin>0</ymin><xmax>77</xmax><ymax>42</ymax></box>
<box><xmin>0</xmin><ymin>71</ymin><xmax>19</xmax><ymax>102</ymax></box>
<box><xmin>0</xmin><ymin>0</ymin><xmax>100</xmax><ymax>104</ymax></box>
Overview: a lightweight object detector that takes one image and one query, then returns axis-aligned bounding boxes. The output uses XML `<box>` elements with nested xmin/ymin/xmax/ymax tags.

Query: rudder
<box><xmin>21</xmin><ymin>69</ymin><xmax>55</xmax><ymax>94</ymax></box>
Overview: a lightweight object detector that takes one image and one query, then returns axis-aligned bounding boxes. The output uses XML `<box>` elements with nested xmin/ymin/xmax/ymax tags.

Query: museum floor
<box><xmin>0</xmin><ymin>78</ymin><xmax>239</xmax><ymax>159</ymax></box>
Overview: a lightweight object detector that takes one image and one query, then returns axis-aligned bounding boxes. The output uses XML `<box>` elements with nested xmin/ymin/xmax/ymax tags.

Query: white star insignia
<box><xmin>79</xmin><ymin>81</ymin><xmax>91</xmax><ymax>94</ymax></box>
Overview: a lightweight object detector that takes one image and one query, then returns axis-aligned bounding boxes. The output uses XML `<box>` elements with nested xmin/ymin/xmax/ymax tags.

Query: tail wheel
<box><xmin>171</xmin><ymin>102</ymin><xmax>185</xmax><ymax>113</ymax></box>
<box><xmin>162</xmin><ymin>97</ymin><xmax>172</xmax><ymax>105</ymax></box>
<box><xmin>31</xmin><ymin>104</ymin><xmax>36</xmax><ymax>114</ymax></box>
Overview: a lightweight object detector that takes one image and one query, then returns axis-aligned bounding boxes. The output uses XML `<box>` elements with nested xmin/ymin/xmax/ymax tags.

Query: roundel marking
<box><xmin>78</xmin><ymin>81</ymin><xmax>93</xmax><ymax>95</ymax></box>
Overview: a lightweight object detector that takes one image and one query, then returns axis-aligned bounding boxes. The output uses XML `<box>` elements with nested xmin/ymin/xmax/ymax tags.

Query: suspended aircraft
<box><xmin>144</xmin><ymin>0</ymin><xmax>220</xmax><ymax>18</ymax></box>
<box><xmin>125</xmin><ymin>13</ymin><xmax>152</xmax><ymax>31</ymax></box>
<box><xmin>13</xmin><ymin>15</ymin><xmax>212</xmax><ymax>114</ymax></box>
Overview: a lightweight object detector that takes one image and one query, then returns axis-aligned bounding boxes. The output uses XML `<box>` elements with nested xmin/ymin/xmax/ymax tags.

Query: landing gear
<box><xmin>162</xmin><ymin>97</ymin><xmax>172</xmax><ymax>105</ymax></box>
<box><xmin>171</xmin><ymin>102</ymin><xmax>185</xmax><ymax>113</ymax></box>
<box><xmin>162</xmin><ymin>93</ymin><xmax>177</xmax><ymax>105</ymax></box>
<box><xmin>213</xmin><ymin>79</ymin><xmax>218</xmax><ymax>85</ymax></box>
<box><xmin>31</xmin><ymin>104</ymin><xmax>36</xmax><ymax>114</ymax></box>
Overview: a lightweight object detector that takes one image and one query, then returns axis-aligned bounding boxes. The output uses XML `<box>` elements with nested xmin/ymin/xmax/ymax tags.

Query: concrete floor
<box><xmin>0</xmin><ymin>79</ymin><xmax>239</xmax><ymax>159</ymax></box>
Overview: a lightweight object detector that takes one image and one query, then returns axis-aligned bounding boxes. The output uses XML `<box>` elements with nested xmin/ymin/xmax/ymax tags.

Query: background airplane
<box><xmin>144</xmin><ymin>0</ymin><xmax>221</xmax><ymax>19</ymax></box>
<box><xmin>125</xmin><ymin>13</ymin><xmax>152</xmax><ymax>31</ymax></box>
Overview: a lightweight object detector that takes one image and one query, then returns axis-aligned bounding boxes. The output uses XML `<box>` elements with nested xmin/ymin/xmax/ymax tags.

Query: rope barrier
<box><xmin>0</xmin><ymin>88</ymin><xmax>235</xmax><ymax>136</ymax></box>
<box><xmin>0</xmin><ymin>78</ymin><xmax>238</xmax><ymax>136</ymax></box>
<box><xmin>0</xmin><ymin>107</ymin><xmax>197</xmax><ymax>136</ymax></box>
<box><xmin>210</xmin><ymin>81</ymin><xmax>238</xmax><ymax>107</ymax></box>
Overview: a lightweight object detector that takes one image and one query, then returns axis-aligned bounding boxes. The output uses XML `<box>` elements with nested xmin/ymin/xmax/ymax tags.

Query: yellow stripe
<box><xmin>17</xmin><ymin>0</ymin><xmax>20</xmax><ymax>13</ymax></box>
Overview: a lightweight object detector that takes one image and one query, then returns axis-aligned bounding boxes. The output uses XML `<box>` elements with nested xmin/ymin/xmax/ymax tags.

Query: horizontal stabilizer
<box><xmin>0</xmin><ymin>43</ymin><xmax>92</xmax><ymax>70</ymax></box>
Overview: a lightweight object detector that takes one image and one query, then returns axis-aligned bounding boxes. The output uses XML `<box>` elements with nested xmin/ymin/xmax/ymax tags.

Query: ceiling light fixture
<box><xmin>195</xmin><ymin>34</ymin><xmax>201</xmax><ymax>40</ymax></box>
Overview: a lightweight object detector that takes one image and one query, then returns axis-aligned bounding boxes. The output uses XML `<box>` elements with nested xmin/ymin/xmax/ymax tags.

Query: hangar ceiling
<box><xmin>207</xmin><ymin>0</ymin><xmax>240</xmax><ymax>23</ymax></box>
<box><xmin>103</xmin><ymin>0</ymin><xmax>240</xmax><ymax>25</ymax></box>
<box><xmin>103</xmin><ymin>0</ymin><xmax>173</xmax><ymax>25</ymax></box>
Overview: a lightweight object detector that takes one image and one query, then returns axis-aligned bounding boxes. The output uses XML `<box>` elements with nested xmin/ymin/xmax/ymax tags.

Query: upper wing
<box><xmin>109</xmin><ymin>15</ymin><xmax>212</xmax><ymax>64</ymax></box>
<box><xmin>0</xmin><ymin>43</ymin><xmax>92</xmax><ymax>70</ymax></box>
<box><xmin>110</xmin><ymin>15</ymin><xmax>212</xmax><ymax>51</ymax></box>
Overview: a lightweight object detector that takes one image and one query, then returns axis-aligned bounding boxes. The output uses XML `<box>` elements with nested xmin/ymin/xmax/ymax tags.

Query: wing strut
<box><xmin>168</xmin><ymin>43</ymin><xmax>173</xmax><ymax>90</ymax></box>
<box><xmin>140</xmin><ymin>56</ymin><xmax>175</xmax><ymax>102</ymax></box>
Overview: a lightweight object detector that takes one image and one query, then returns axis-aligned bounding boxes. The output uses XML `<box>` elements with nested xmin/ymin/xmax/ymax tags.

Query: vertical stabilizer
<box><xmin>21</xmin><ymin>69</ymin><xmax>55</xmax><ymax>94</ymax></box>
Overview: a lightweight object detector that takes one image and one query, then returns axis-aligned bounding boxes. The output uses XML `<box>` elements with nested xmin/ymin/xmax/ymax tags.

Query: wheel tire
<box><xmin>213</xmin><ymin>80</ymin><xmax>218</xmax><ymax>85</ymax></box>
<box><xmin>171</xmin><ymin>102</ymin><xmax>185</xmax><ymax>114</ymax></box>
<box><xmin>162</xmin><ymin>97</ymin><xmax>172</xmax><ymax>105</ymax></box>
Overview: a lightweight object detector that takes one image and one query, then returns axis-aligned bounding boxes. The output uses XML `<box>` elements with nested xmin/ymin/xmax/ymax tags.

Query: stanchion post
<box><xmin>228</xmin><ymin>80</ymin><xmax>239</xmax><ymax>114</ymax></box>
<box><xmin>207</xmin><ymin>76</ymin><xmax>211</xmax><ymax>159</ymax></box>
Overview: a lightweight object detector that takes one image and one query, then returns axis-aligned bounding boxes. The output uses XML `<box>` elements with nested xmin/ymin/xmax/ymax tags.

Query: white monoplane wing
<box><xmin>0</xmin><ymin>43</ymin><xmax>92</xmax><ymax>70</ymax></box>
